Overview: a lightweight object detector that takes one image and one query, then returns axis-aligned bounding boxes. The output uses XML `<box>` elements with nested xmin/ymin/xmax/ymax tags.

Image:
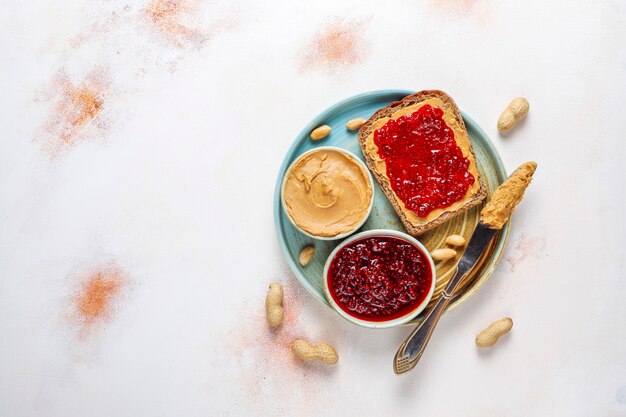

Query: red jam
<box><xmin>373</xmin><ymin>104</ymin><xmax>475</xmax><ymax>217</ymax></box>
<box><xmin>327</xmin><ymin>236</ymin><xmax>433</xmax><ymax>321</ymax></box>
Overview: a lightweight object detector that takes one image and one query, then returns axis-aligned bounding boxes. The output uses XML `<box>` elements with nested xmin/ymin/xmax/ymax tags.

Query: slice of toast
<box><xmin>358</xmin><ymin>90</ymin><xmax>487</xmax><ymax>235</ymax></box>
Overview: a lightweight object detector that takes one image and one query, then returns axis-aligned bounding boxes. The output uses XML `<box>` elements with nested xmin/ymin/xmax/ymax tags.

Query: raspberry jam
<box><xmin>373</xmin><ymin>104</ymin><xmax>475</xmax><ymax>217</ymax></box>
<box><xmin>327</xmin><ymin>236</ymin><xmax>433</xmax><ymax>321</ymax></box>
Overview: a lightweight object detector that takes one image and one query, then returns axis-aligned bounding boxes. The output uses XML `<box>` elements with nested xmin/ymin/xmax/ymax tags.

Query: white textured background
<box><xmin>1</xmin><ymin>0</ymin><xmax>625</xmax><ymax>416</ymax></box>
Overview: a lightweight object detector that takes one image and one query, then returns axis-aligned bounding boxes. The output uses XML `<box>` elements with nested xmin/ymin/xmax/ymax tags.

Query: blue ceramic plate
<box><xmin>274</xmin><ymin>90</ymin><xmax>510</xmax><ymax>325</ymax></box>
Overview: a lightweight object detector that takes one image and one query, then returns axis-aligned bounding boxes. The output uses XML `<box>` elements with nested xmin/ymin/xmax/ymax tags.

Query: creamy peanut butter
<box><xmin>283</xmin><ymin>149</ymin><xmax>373</xmax><ymax>237</ymax></box>
<box><xmin>480</xmin><ymin>162</ymin><xmax>537</xmax><ymax>229</ymax></box>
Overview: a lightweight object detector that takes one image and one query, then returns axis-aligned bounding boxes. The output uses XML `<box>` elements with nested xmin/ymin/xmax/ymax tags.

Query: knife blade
<box><xmin>393</xmin><ymin>161</ymin><xmax>537</xmax><ymax>374</ymax></box>
<box><xmin>393</xmin><ymin>223</ymin><xmax>496</xmax><ymax>372</ymax></box>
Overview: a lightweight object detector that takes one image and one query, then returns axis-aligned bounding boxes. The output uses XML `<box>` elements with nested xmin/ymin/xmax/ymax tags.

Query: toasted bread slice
<box><xmin>358</xmin><ymin>90</ymin><xmax>487</xmax><ymax>235</ymax></box>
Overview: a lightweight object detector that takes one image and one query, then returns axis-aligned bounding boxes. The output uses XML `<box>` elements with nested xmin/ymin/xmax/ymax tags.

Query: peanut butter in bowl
<box><xmin>281</xmin><ymin>147</ymin><xmax>374</xmax><ymax>240</ymax></box>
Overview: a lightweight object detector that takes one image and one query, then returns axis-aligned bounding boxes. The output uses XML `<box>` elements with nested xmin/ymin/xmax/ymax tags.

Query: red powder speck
<box><xmin>299</xmin><ymin>19</ymin><xmax>370</xmax><ymax>73</ymax></box>
<box><xmin>70</xmin><ymin>264</ymin><xmax>127</xmax><ymax>338</ymax></box>
<box><xmin>40</xmin><ymin>69</ymin><xmax>110</xmax><ymax>156</ymax></box>
<box><xmin>145</xmin><ymin>0</ymin><xmax>211</xmax><ymax>48</ymax></box>
<box><xmin>505</xmin><ymin>233</ymin><xmax>546</xmax><ymax>271</ymax></box>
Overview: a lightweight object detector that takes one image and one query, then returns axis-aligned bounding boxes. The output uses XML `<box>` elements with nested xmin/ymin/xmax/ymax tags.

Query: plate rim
<box><xmin>273</xmin><ymin>89</ymin><xmax>510</xmax><ymax>316</ymax></box>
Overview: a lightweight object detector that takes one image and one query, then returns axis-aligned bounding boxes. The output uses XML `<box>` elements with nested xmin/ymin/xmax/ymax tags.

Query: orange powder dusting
<box><xmin>299</xmin><ymin>19</ymin><xmax>370</xmax><ymax>72</ymax></box>
<box><xmin>145</xmin><ymin>0</ymin><xmax>210</xmax><ymax>48</ymax></box>
<box><xmin>427</xmin><ymin>0</ymin><xmax>492</xmax><ymax>24</ymax></box>
<box><xmin>71</xmin><ymin>265</ymin><xmax>127</xmax><ymax>337</ymax></box>
<box><xmin>41</xmin><ymin>69</ymin><xmax>109</xmax><ymax>156</ymax></box>
<box><xmin>430</xmin><ymin>0</ymin><xmax>479</xmax><ymax>14</ymax></box>
<box><xmin>59</xmin><ymin>86</ymin><xmax>102</xmax><ymax>142</ymax></box>
<box><xmin>224</xmin><ymin>277</ymin><xmax>338</xmax><ymax>415</ymax></box>
<box><xmin>69</xmin><ymin>8</ymin><xmax>126</xmax><ymax>50</ymax></box>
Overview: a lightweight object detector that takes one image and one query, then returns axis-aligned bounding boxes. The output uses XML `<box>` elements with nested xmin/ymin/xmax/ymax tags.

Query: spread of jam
<box><xmin>373</xmin><ymin>104</ymin><xmax>475</xmax><ymax>217</ymax></box>
<box><xmin>328</xmin><ymin>236</ymin><xmax>432</xmax><ymax>321</ymax></box>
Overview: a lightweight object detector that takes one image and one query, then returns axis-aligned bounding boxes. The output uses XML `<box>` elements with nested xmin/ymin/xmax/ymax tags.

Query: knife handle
<box><xmin>396</xmin><ymin>288</ymin><xmax>453</xmax><ymax>365</ymax></box>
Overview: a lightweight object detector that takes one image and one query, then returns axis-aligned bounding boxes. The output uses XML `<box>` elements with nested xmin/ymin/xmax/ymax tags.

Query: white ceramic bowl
<box><xmin>280</xmin><ymin>146</ymin><xmax>375</xmax><ymax>241</ymax></box>
<box><xmin>323</xmin><ymin>229</ymin><xmax>436</xmax><ymax>328</ymax></box>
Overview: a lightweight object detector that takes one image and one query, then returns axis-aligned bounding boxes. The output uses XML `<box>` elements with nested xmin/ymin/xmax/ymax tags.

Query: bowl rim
<box><xmin>280</xmin><ymin>146</ymin><xmax>375</xmax><ymax>241</ymax></box>
<box><xmin>322</xmin><ymin>229</ymin><xmax>437</xmax><ymax>329</ymax></box>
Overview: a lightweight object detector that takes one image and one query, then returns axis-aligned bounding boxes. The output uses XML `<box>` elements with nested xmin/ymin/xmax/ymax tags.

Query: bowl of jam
<box><xmin>323</xmin><ymin>229</ymin><xmax>436</xmax><ymax>328</ymax></box>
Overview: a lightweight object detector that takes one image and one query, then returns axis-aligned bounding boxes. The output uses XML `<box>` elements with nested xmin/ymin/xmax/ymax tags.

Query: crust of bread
<box><xmin>358</xmin><ymin>90</ymin><xmax>487</xmax><ymax>236</ymax></box>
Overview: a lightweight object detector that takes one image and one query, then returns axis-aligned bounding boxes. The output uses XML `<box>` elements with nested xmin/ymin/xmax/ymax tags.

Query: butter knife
<box><xmin>394</xmin><ymin>162</ymin><xmax>537</xmax><ymax>374</ymax></box>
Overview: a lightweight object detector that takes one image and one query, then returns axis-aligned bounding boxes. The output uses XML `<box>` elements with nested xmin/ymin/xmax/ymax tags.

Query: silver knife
<box><xmin>394</xmin><ymin>161</ymin><xmax>537</xmax><ymax>374</ymax></box>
